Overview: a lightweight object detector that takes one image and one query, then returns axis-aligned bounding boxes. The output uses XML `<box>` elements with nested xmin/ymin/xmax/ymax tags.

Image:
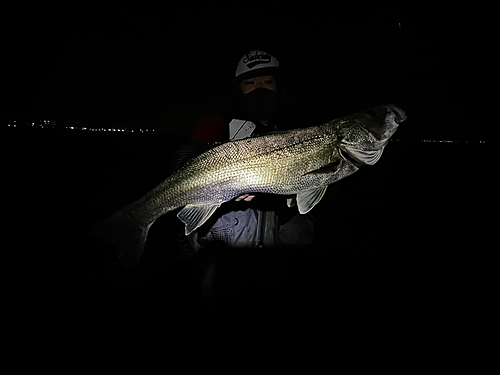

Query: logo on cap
<box><xmin>235</xmin><ymin>50</ymin><xmax>279</xmax><ymax>79</ymax></box>
<box><xmin>242</xmin><ymin>51</ymin><xmax>272</xmax><ymax>69</ymax></box>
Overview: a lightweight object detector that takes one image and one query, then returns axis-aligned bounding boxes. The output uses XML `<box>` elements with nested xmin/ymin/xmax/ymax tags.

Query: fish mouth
<box><xmin>361</xmin><ymin>104</ymin><xmax>406</xmax><ymax>141</ymax></box>
<box><xmin>387</xmin><ymin>104</ymin><xmax>407</xmax><ymax>124</ymax></box>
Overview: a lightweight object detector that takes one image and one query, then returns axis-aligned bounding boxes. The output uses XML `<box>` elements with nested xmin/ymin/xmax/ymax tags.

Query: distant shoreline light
<box><xmin>5</xmin><ymin>121</ymin><xmax>485</xmax><ymax>143</ymax></box>
<box><xmin>390</xmin><ymin>139</ymin><xmax>485</xmax><ymax>144</ymax></box>
<box><xmin>6</xmin><ymin>120</ymin><xmax>154</xmax><ymax>133</ymax></box>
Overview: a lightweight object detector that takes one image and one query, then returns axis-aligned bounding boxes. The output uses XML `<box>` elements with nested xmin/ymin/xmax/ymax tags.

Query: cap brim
<box><xmin>235</xmin><ymin>67</ymin><xmax>280</xmax><ymax>82</ymax></box>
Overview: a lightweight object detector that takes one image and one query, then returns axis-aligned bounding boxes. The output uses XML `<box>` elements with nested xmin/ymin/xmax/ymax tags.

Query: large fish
<box><xmin>97</xmin><ymin>104</ymin><xmax>406</xmax><ymax>266</ymax></box>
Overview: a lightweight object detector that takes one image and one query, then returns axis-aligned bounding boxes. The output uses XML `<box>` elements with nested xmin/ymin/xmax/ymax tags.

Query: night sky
<box><xmin>4</xmin><ymin>2</ymin><xmax>483</xmax><ymax>140</ymax></box>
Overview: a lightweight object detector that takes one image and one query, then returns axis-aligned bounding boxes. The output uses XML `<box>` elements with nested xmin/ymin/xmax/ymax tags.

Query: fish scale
<box><xmin>95</xmin><ymin>104</ymin><xmax>406</xmax><ymax>266</ymax></box>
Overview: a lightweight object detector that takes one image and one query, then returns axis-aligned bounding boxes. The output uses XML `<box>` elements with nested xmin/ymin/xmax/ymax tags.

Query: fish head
<box><xmin>359</xmin><ymin>104</ymin><xmax>406</xmax><ymax>141</ymax></box>
<box><xmin>338</xmin><ymin>104</ymin><xmax>406</xmax><ymax>165</ymax></box>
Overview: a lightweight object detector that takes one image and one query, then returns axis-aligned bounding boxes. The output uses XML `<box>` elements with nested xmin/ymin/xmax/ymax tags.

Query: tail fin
<box><xmin>92</xmin><ymin>202</ymin><xmax>152</xmax><ymax>267</ymax></box>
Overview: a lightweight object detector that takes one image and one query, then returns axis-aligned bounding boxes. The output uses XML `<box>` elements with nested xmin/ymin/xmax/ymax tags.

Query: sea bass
<box><xmin>97</xmin><ymin>104</ymin><xmax>406</xmax><ymax>265</ymax></box>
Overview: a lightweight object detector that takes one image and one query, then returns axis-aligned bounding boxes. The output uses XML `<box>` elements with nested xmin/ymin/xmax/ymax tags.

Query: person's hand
<box><xmin>235</xmin><ymin>194</ymin><xmax>255</xmax><ymax>202</ymax></box>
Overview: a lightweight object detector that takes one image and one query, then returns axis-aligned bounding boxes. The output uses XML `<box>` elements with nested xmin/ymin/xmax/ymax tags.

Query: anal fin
<box><xmin>296</xmin><ymin>186</ymin><xmax>328</xmax><ymax>214</ymax></box>
<box><xmin>177</xmin><ymin>204</ymin><xmax>220</xmax><ymax>235</ymax></box>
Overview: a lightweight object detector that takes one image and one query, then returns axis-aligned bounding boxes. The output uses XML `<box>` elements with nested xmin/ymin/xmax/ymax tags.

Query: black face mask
<box><xmin>240</xmin><ymin>87</ymin><xmax>278</xmax><ymax>121</ymax></box>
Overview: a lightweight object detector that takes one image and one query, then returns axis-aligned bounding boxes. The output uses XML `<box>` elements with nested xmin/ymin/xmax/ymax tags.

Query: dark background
<box><xmin>4</xmin><ymin>3</ymin><xmax>489</xmax><ymax>334</ymax></box>
<box><xmin>4</xmin><ymin>2</ymin><xmax>485</xmax><ymax>139</ymax></box>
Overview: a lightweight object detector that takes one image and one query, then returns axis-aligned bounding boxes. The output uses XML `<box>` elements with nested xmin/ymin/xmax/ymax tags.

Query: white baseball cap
<box><xmin>235</xmin><ymin>50</ymin><xmax>280</xmax><ymax>81</ymax></box>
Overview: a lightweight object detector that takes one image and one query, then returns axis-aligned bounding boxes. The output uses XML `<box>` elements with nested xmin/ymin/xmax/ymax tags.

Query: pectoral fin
<box><xmin>177</xmin><ymin>204</ymin><xmax>220</xmax><ymax>235</ymax></box>
<box><xmin>296</xmin><ymin>186</ymin><xmax>328</xmax><ymax>214</ymax></box>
